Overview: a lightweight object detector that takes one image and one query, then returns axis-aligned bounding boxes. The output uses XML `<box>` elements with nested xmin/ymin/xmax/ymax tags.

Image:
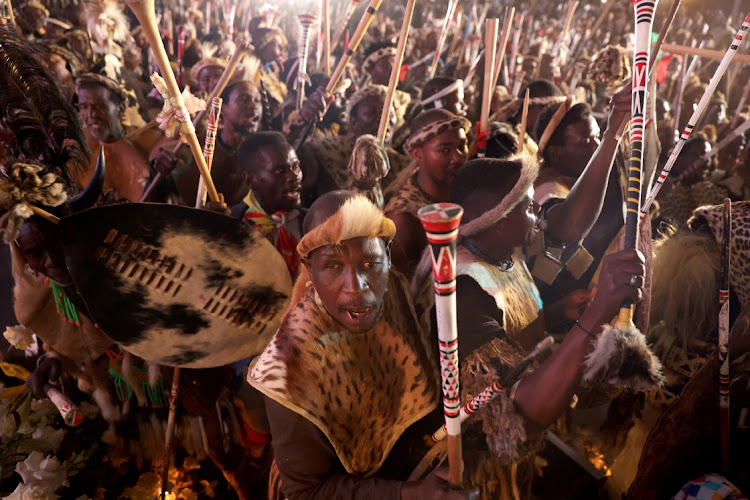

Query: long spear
<box><xmin>330</xmin><ymin>0</ymin><xmax>360</xmax><ymax>53</ymax></box>
<box><xmin>418</xmin><ymin>203</ymin><xmax>464</xmax><ymax>486</ymax></box>
<box><xmin>294</xmin><ymin>0</ymin><xmax>384</xmax><ymax>150</ymax></box>
<box><xmin>477</xmin><ymin>18</ymin><xmax>498</xmax><ymax>158</ymax></box>
<box><xmin>491</xmin><ymin>7</ymin><xmax>515</xmax><ymax>91</ymax></box>
<box><xmin>647</xmin><ymin>0</ymin><xmax>683</xmax><ymax>80</ymax></box>
<box><xmin>377</xmin><ymin>0</ymin><xmax>415</xmax><ymax>142</ymax></box>
<box><xmin>641</xmin><ymin>12</ymin><xmax>750</xmax><ymax>220</ymax></box>
<box><xmin>719</xmin><ymin>198</ymin><xmax>731</xmax><ymax>474</ymax></box>
<box><xmin>428</xmin><ymin>0</ymin><xmax>459</xmax><ymax>79</ymax></box>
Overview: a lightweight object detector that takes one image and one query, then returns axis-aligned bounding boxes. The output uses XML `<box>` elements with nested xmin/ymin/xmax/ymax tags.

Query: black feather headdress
<box><xmin>0</xmin><ymin>24</ymin><xmax>90</xmax><ymax>180</ymax></box>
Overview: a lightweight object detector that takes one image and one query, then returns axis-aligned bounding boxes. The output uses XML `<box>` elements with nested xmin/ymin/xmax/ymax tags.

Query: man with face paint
<box><xmin>248</xmin><ymin>191</ymin><xmax>476</xmax><ymax>500</ymax></box>
<box><xmin>385</xmin><ymin>109</ymin><xmax>470</xmax><ymax>276</ymax></box>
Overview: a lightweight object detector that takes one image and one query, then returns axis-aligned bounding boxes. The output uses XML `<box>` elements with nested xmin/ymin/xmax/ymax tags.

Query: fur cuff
<box><xmin>583</xmin><ymin>322</ymin><xmax>665</xmax><ymax>392</ymax></box>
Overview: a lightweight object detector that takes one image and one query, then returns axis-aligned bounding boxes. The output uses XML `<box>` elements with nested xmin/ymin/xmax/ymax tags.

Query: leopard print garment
<box><xmin>384</xmin><ymin>169</ymin><xmax>434</xmax><ymax>218</ymax></box>
<box><xmin>658</xmin><ymin>181</ymin><xmax>729</xmax><ymax>229</ymax></box>
<box><xmin>690</xmin><ymin>200</ymin><xmax>750</xmax><ymax>310</ymax></box>
<box><xmin>248</xmin><ymin>272</ymin><xmax>438</xmax><ymax>476</ymax></box>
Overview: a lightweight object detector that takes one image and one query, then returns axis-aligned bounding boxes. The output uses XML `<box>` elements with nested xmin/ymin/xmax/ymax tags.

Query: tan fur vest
<box><xmin>248</xmin><ymin>272</ymin><xmax>438</xmax><ymax>476</ymax></box>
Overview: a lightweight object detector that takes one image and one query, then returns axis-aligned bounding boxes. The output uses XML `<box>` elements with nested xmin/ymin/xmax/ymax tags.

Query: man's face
<box><xmin>349</xmin><ymin>95</ymin><xmax>384</xmax><ymax>137</ymax></box>
<box><xmin>435</xmin><ymin>88</ymin><xmax>467</xmax><ymax>117</ymax></box>
<box><xmin>197</xmin><ymin>65</ymin><xmax>224</xmax><ymax>94</ymax></box>
<box><xmin>413</xmin><ymin>128</ymin><xmax>469</xmax><ymax>188</ymax></box>
<box><xmin>223</xmin><ymin>82</ymin><xmax>263</xmax><ymax>135</ymax></box>
<box><xmin>676</xmin><ymin>140</ymin><xmax>712</xmax><ymax>184</ymax></box>
<box><xmin>258</xmin><ymin>36</ymin><xmax>287</xmax><ymax>66</ymax></box>
<box><xmin>245</xmin><ymin>143</ymin><xmax>303</xmax><ymax>213</ymax></box>
<box><xmin>305</xmin><ymin>236</ymin><xmax>390</xmax><ymax>333</ymax></box>
<box><xmin>16</xmin><ymin>219</ymin><xmax>73</xmax><ymax>286</ymax></box>
<box><xmin>369</xmin><ymin>55</ymin><xmax>394</xmax><ymax>85</ymax></box>
<box><xmin>553</xmin><ymin>116</ymin><xmax>600</xmax><ymax>177</ymax></box>
<box><xmin>493</xmin><ymin>188</ymin><xmax>540</xmax><ymax>249</ymax></box>
<box><xmin>77</xmin><ymin>85</ymin><xmax>123</xmax><ymax>144</ymax></box>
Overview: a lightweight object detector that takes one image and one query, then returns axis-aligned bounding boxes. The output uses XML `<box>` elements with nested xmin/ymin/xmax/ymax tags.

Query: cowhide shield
<box><xmin>627</xmin><ymin>308</ymin><xmax>750</xmax><ymax>499</ymax></box>
<box><xmin>60</xmin><ymin>203</ymin><xmax>293</xmax><ymax>368</ymax></box>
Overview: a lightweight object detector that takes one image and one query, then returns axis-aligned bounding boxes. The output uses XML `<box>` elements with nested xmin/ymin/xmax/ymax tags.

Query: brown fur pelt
<box><xmin>249</xmin><ymin>271</ymin><xmax>439</xmax><ymax>476</ymax></box>
<box><xmin>587</xmin><ymin>45</ymin><xmax>631</xmax><ymax>86</ymax></box>
<box><xmin>649</xmin><ymin>227</ymin><xmax>720</xmax><ymax>350</ymax></box>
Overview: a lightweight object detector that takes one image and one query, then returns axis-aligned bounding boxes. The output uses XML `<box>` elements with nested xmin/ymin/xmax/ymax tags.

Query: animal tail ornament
<box><xmin>641</xmin><ymin>11</ymin><xmax>750</xmax><ymax>219</ymax></box>
<box><xmin>582</xmin><ymin>0</ymin><xmax>664</xmax><ymax>392</ymax></box>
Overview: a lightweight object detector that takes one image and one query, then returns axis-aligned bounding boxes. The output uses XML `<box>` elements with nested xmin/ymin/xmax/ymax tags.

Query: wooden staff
<box><xmin>377</xmin><ymin>0</ymin><xmax>415</xmax><ymax>142</ymax></box>
<box><xmin>642</xmin><ymin>12</ymin><xmax>750</xmax><ymax>219</ymax></box>
<box><xmin>491</xmin><ymin>7</ymin><xmax>514</xmax><ymax>91</ymax></box>
<box><xmin>613</xmin><ymin>0</ymin><xmax>657</xmax><ymax>332</ymax></box>
<box><xmin>446</xmin><ymin>11</ymin><xmax>464</xmax><ymax>64</ymax></box>
<box><xmin>323</xmin><ymin>0</ymin><xmax>330</xmax><ymax>76</ymax></box>
<box><xmin>537</xmin><ymin>96</ymin><xmax>572</xmax><ymax>157</ymax></box>
<box><xmin>431</xmin><ymin>336</ymin><xmax>553</xmax><ymax>442</ymax></box>
<box><xmin>729</xmin><ymin>78</ymin><xmax>750</xmax><ymax>129</ymax></box>
<box><xmin>176</xmin><ymin>27</ymin><xmax>185</xmax><ymax>86</ymax></box>
<box><xmin>160</xmin><ymin>366</ymin><xmax>180</xmax><ymax>499</ymax></box>
<box><xmin>517</xmin><ymin>88</ymin><xmax>530</xmax><ymax>154</ymax></box>
<box><xmin>139</xmin><ymin>42</ymin><xmax>253</xmax><ymax>202</ymax></box>
<box><xmin>125</xmin><ymin>0</ymin><xmax>220</xmax><ymax>203</ymax></box>
<box><xmin>719</xmin><ymin>197</ymin><xmax>731</xmax><ymax>474</ymax></box>
<box><xmin>508</xmin><ymin>12</ymin><xmax>524</xmax><ymax>92</ymax></box>
<box><xmin>477</xmin><ymin>18</ymin><xmax>498</xmax><ymax>158</ymax></box>
<box><xmin>418</xmin><ymin>202</ymin><xmax>464</xmax><ymax>486</ymax></box>
<box><xmin>648</xmin><ymin>0</ymin><xmax>683</xmax><ymax>79</ymax></box>
<box><xmin>428</xmin><ymin>0</ymin><xmax>459</xmax><ymax>79</ymax></box>
<box><xmin>570</xmin><ymin>0</ymin><xmax>615</xmax><ymax>65</ymax></box>
<box><xmin>330</xmin><ymin>0</ymin><xmax>360</xmax><ymax>52</ymax></box>
<box><xmin>659</xmin><ymin>42</ymin><xmax>750</xmax><ymax>64</ymax></box>
<box><xmin>206</xmin><ymin>0</ymin><xmax>211</xmax><ymax>32</ymax></box>
<box><xmin>296</xmin><ymin>14</ymin><xmax>318</xmax><ymax>111</ymax></box>
<box><xmin>551</xmin><ymin>0</ymin><xmax>579</xmax><ymax>58</ymax></box>
<box><xmin>196</xmin><ymin>97</ymin><xmax>223</xmax><ymax>206</ymax></box>
<box><xmin>294</xmin><ymin>0</ymin><xmax>384</xmax><ymax>151</ymax></box>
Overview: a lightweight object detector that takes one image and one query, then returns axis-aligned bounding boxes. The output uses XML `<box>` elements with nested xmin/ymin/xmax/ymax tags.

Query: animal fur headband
<box><xmin>403</xmin><ymin>115</ymin><xmax>471</xmax><ymax>156</ymax></box>
<box><xmin>75</xmin><ymin>72</ymin><xmax>129</xmax><ymax>104</ymax></box>
<box><xmin>363</xmin><ymin>47</ymin><xmax>397</xmax><ymax>73</ymax></box>
<box><xmin>190</xmin><ymin>56</ymin><xmax>228</xmax><ymax>86</ymax></box>
<box><xmin>420</xmin><ymin>79</ymin><xmax>464</xmax><ymax>107</ymax></box>
<box><xmin>490</xmin><ymin>95</ymin><xmax>566</xmax><ymax>123</ymax></box>
<box><xmin>254</xmin><ymin>27</ymin><xmax>287</xmax><ymax>51</ymax></box>
<box><xmin>345</xmin><ymin>84</ymin><xmax>387</xmax><ymax>118</ymax></box>
<box><xmin>459</xmin><ymin>153</ymin><xmax>540</xmax><ymax>238</ymax></box>
<box><xmin>297</xmin><ymin>195</ymin><xmax>396</xmax><ymax>258</ymax></box>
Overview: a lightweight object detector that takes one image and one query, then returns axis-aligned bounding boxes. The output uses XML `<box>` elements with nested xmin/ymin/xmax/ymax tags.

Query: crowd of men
<box><xmin>0</xmin><ymin>0</ymin><xmax>749</xmax><ymax>498</ymax></box>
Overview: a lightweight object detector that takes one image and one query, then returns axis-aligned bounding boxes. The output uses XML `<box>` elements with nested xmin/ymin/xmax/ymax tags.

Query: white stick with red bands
<box><xmin>431</xmin><ymin>336</ymin><xmax>554</xmax><ymax>442</ymax></box>
<box><xmin>296</xmin><ymin>14</ymin><xmax>318</xmax><ymax>111</ymax></box>
<box><xmin>418</xmin><ymin>202</ymin><xmax>463</xmax><ymax>486</ymax></box>
<box><xmin>196</xmin><ymin>97</ymin><xmax>223</xmax><ymax>207</ymax></box>
<box><xmin>641</xmin><ymin>12</ymin><xmax>750</xmax><ymax>220</ymax></box>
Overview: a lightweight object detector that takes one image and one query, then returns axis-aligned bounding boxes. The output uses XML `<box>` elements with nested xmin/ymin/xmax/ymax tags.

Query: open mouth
<box><xmin>344</xmin><ymin>307</ymin><xmax>373</xmax><ymax>321</ymax></box>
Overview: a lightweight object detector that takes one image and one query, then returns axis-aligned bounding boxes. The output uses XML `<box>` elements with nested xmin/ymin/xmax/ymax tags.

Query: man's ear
<box><xmin>301</xmin><ymin>256</ymin><xmax>312</xmax><ymax>272</ymax></box>
<box><xmin>412</xmin><ymin>147</ymin><xmax>423</xmax><ymax>164</ymax></box>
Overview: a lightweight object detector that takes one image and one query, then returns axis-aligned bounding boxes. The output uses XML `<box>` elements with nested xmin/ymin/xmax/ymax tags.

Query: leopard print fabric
<box><xmin>690</xmin><ymin>200</ymin><xmax>750</xmax><ymax>310</ymax></box>
<box><xmin>384</xmin><ymin>169</ymin><xmax>434</xmax><ymax>218</ymax></box>
<box><xmin>658</xmin><ymin>181</ymin><xmax>729</xmax><ymax>229</ymax></box>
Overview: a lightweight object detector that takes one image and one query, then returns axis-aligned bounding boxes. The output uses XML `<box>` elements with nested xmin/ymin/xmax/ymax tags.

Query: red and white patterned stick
<box><xmin>641</xmin><ymin>11</ymin><xmax>750</xmax><ymax>220</ymax></box>
<box><xmin>431</xmin><ymin>336</ymin><xmax>554</xmax><ymax>442</ymax></box>
<box><xmin>418</xmin><ymin>202</ymin><xmax>464</xmax><ymax>486</ymax></box>
<box><xmin>196</xmin><ymin>97</ymin><xmax>223</xmax><ymax>207</ymax></box>
<box><xmin>296</xmin><ymin>14</ymin><xmax>318</xmax><ymax>111</ymax></box>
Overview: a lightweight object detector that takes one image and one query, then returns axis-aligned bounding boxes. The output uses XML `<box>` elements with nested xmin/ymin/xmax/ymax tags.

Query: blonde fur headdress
<box><xmin>86</xmin><ymin>0</ymin><xmax>130</xmax><ymax>56</ymax></box>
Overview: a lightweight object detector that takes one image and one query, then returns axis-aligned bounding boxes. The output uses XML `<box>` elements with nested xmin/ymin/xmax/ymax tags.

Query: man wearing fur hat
<box><xmin>298</xmin><ymin>85</ymin><xmax>410</xmax><ymax>205</ymax></box>
<box><xmin>190</xmin><ymin>54</ymin><xmax>228</xmax><ymax>99</ymax></box>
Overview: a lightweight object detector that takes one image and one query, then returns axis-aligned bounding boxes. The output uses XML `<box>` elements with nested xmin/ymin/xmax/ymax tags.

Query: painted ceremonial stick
<box><xmin>428</xmin><ymin>0</ymin><xmax>458</xmax><ymax>78</ymax></box>
<box><xmin>377</xmin><ymin>0</ymin><xmax>415</xmax><ymax>142</ymax></box>
<box><xmin>330</xmin><ymin>0</ymin><xmax>360</xmax><ymax>52</ymax></box>
<box><xmin>124</xmin><ymin>0</ymin><xmax>220</xmax><ymax>203</ymax></box>
<box><xmin>294</xmin><ymin>0</ymin><xmax>384</xmax><ymax>151</ymax></box>
<box><xmin>719</xmin><ymin>198</ymin><xmax>731</xmax><ymax>474</ymax></box>
<box><xmin>648</xmin><ymin>0</ymin><xmax>682</xmax><ymax>79</ymax></box>
<box><xmin>729</xmin><ymin>78</ymin><xmax>750</xmax><ymax>130</ymax></box>
<box><xmin>431</xmin><ymin>336</ymin><xmax>554</xmax><ymax>442</ymax></box>
<box><xmin>641</xmin><ymin>12</ymin><xmax>750</xmax><ymax>220</ymax></box>
<box><xmin>614</xmin><ymin>0</ymin><xmax>657</xmax><ymax>329</ymax></box>
<box><xmin>196</xmin><ymin>97</ymin><xmax>223</xmax><ymax>206</ymax></box>
<box><xmin>139</xmin><ymin>42</ymin><xmax>253</xmax><ymax>202</ymax></box>
<box><xmin>418</xmin><ymin>202</ymin><xmax>464</xmax><ymax>486</ymax></box>
<box><xmin>323</xmin><ymin>0</ymin><xmax>330</xmax><ymax>76</ymax></box>
<box><xmin>537</xmin><ymin>96</ymin><xmax>572</xmax><ymax>156</ymax></box>
<box><xmin>45</xmin><ymin>385</ymin><xmax>83</xmax><ymax>427</ymax></box>
<box><xmin>296</xmin><ymin>14</ymin><xmax>317</xmax><ymax>111</ymax></box>
<box><xmin>517</xmin><ymin>88</ymin><xmax>530</xmax><ymax>154</ymax></box>
<box><xmin>176</xmin><ymin>26</ymin><xmax>185</xmax><ymax>87</ymax></box>
<box><xmin>160</xmin><ymin>366</ymin><xmax>180</xmax><ymax>499</ymax></box>
<box><xmin>491</xmin><ymin>7</ymin><xmax>515</xmax><ymax>91</ymax></box>
<box><xmin>477</xmin><ymin>18</ymin><xmax>498</xmax><ymax>158</ymax></box>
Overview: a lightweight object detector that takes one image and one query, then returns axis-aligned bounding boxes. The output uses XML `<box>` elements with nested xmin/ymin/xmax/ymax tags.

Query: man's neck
<box><xmin>221</xmin><ymin>125</ymin><xmax>245</xmax><ymax>150</ymax></box>
<box><xmin>416</xmin><ymin>168</ymin><xmax>450</xmax><ymax>202</ymax></box>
